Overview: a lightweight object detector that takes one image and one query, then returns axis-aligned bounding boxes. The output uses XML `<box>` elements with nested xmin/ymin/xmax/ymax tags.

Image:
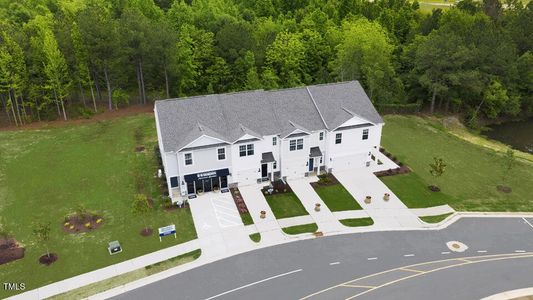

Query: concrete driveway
<box><xmin>188</xmin><ymin>192</ymin><xmax>255</xmax><ymax>258</ymax></box>
<box><xmin>333</xmin><ymin>169</ymin><xmax>423</xmax><ymax>229</ymax></box>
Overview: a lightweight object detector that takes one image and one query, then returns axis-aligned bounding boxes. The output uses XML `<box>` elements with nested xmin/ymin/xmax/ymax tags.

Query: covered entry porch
<box><xmin>184</xmin><ymin>168</ymin><xmax>230</xmax><ymax>195</ymax></box>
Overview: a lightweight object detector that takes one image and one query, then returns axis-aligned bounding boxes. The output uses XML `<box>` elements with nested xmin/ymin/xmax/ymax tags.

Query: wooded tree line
<box><xmin>0</xmin><ymin>0</ymin><xmax>532</xmax><ymax>127</ymax></box>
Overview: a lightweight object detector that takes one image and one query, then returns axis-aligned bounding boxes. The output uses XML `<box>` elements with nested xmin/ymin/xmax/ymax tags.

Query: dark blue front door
<box><xmin>308</xmin><ymin>158</ymin><xmax>314</xmax><ymax>171</ymax></box>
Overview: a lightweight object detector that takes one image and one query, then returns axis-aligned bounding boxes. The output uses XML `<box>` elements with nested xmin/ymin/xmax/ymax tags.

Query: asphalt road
<box><xmin>113</xmin><ymin>217</ymin><xmax>533</xmax><ymax>300</ymax></box>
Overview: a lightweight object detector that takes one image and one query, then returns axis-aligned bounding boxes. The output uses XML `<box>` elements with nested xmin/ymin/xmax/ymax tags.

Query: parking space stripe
<box><xmin>400</xmin><ymin>268</ymin><xmax>424</xmax><ymax>273</ymax></box>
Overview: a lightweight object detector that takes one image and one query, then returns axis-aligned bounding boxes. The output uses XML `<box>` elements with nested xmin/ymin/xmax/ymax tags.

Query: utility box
<box><xmin>108</xmin><ymin>241</ymin><xmax>122</xmax><ymax>255</ymax></box>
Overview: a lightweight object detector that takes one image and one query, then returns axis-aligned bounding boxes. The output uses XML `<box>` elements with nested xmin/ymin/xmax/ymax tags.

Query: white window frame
<box><xmin>247</xmin><ymin>144</ymin><xmax>254</xmax><ymax>156</ymax></box>
<box><xmin>184</xmin><ymin>152</ymin><xmax>193</xmax><ymax>165</ymax></box>
<box><xmin>273</xmin><ymin>161</ymin><xmax>277</xmax><ymax>169</ymax></box>
<box><xmin>335</xmin><ymin>133</ymin><xmax>342</xmax><ymax>144</ymax></box>
<box><xmin>319</xmin><ymin>131</ymin><xmax>324</xmax><ymax>141</ymax></box>
<box><xmin>296</xmin><ymin>138</ymin><xmax>303</xmax><ymax>150</ymax></box>
<box><xmin>362</xmin><ymin>129</ymin><xmax>369</xmax><ymax>140</ymax></box>
<box><xmin>239</xmin><ymin>145</ymin><xmax>246</xmax><ymax>157</ymax></box>
<box><xmin>272</xmin><ymin>136</ymin><xmax>277</xmax><ymax>146</ymax></box>
<box><xmin>217</xmin><ymin>148</ymin><xmax>226</xmax><ymax>160</ymax></box>
<box><xmin>289</xmin><ymin>140</ymin><xmax>296</xmax><ymax>151</ymax></box>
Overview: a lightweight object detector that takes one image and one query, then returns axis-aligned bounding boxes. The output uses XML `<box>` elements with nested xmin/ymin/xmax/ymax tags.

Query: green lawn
<box><xmin>282</xmin><ymin>223</ymin><xmax>318</xmax><ymax>235</ymax></box>
<box><xmin>50</xmin><ymin>249</ymin><xmax>201</xmax><ymax>300</ymax></box>
<box><xmin>240</xmin><ymin>212</ymin><xmax>254</xmax><ymax>225</ymax></box>
<box><xmin>339</xmin><ymin>218</ymin><xmax>374</xmax><ymax>227</ymax></box>
<box><xmin>0</xmin><ymin>115</ymin><xmax>197</xmax><ymax>298</ymax></box>
<box><xmin>264</xmin><ymin>192</ymin><xmax>308</xmax><ymax>219</ymax></box>
<box><xmin>420</xmin><ymin>213</ymin><xmax>454</xmax><ymax>223</ymax></box>
<box><xmin>381</xmin><ymin>115</ymin><xmax>533</xmax><ymax>212</ymax></box>
<box><xmin>313</xmin><ymin>184</ymin><xmax>362</xmax><ymax>211</ymax></box>
<box><xmin>249</xmin><ymin>233</ymin><xmax>261</xmax><ymax>243</ymax></box>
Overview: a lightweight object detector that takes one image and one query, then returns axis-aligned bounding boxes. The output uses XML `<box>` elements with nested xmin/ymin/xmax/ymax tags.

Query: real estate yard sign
<box><xmin>158</xmin><ymin>224</ymin><xmax>176</xmax><ymax>242</ymax></box>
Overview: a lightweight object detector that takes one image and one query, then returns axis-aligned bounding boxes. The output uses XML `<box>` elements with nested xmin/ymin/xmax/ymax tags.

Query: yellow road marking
<box><xmin>400</xmin><ymin>268</ymin><xmax>425</xmax><ymax>274</ymax></box>
<box><xmin>300</xmin><ymin>252</ymin><xmax>533</xmax><ymax>300</ymax></box>
<box><xmin>340</xmin><ymin>284</ymin><xmax>376</xmax><ymax>289</ymax></box>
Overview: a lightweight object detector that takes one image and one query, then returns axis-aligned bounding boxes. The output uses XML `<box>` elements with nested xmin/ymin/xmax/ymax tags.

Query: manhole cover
<box><xmin>446</xmin><ymin>241</ymin><xmax>468</xmax><ymax>252</ymax></box>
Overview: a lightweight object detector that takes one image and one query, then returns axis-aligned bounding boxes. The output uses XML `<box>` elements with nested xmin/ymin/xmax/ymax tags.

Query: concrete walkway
<box><xmin>333</xmin><ymin>169</ymin><xmax>424</xmax><ymax>229</ymax></box>
<box><xmin>277</xmin><ymin>215</ymin><xmax>315</xmax><ymax>228</ymax></box>
<box><xmin>411</xmin><ymin>204</ymin><xmax>455</xmax><ymax>217</ymax></box>
<box><xmin>238</xmin><ymin>184</ymin><xmax>287</xmax><ymax>243</ymax></box>
<box><xmin>333</xmin><ymin>210</ymin><xmax>370</xmax><ymax>220</ymax></box>
<box><xmin>189</xmin><ymin>193</ymin><xmax>255</xmax><ymax>258</ymax></box>
<box><xmin>288</xmin><ymin>177</ymin><xmax>347</xmax><ymax>233</ymax></box>
<box><xmin>369</xmin><ymin>151</ymin><xmax>400</xmax><ymax>173</ymax></box>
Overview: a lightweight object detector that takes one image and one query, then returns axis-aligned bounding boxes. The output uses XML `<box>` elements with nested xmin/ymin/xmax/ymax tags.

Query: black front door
<box><xmin>202</xmin><ymin>178</ymin><xmax>213</xmax><ymax>192</ymax></box>
<box><xmin>261</xmin><ymin>163</ymin><xmax>268</xmax><ymax>178</ymax></box>
<box><xmin>308</xmin><ymin>158</ymin><xmax>314</xmax><ymax>171</ymax></box>
<box><xmin>220</xmin><ymin>176</ymin><xmax>228</xmax><ymax>188</ymax></box>
<box><xmin>187</xmin><ymin>181</ymin><xmax>195</xmax><ymax>194</ymax></box>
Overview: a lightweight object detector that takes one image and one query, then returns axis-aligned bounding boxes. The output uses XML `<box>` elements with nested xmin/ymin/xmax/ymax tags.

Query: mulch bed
<box><xmin>230</xmin><ymin>187</ymin><xmax>249</xmax><ymax>214</ymax></box>
<box><xmin>310</xmin><ymin>173</ymin><xmax>340</xmax><ymax>188</ymax></box>
<box><xmin>428</xmin><ymin>185</ymin><xmax>441</xmax><ymax>192</ymax></box>
<box><xmin>261</xmin><ymin>180</ymin><xmax>293</xmax><ymax>195</ymax></box>
<box><xmin>140</xmin><ymin>228</ymin><xmax>153</xmax><ymax>237</ymax></box>
<box><xmin>164</xmin><ymin>202</ymin><xmax>190</xmax><ymax>212</ymax></box>
<box><xmin>497</xmin><ymin>185</ymin><xmax>512</xmax><ymax>193</ymax></box>
<box><xmin>62</xmin><ymin>213</ymin><xmax>104</xmax><ymax>234</ymax></box>
<box><xmin>0</xmin><ymin>238</ymin><xmax>25</xmax><ymax>265</ymax></box>
<box><xmin>38</xmin><ymin>253</ymin><xmax>58</xmax><ymax>266</ymax></box>
<box><xmin>374</xmin><ymin>147</ymin><xmax>411</xmax><ymax>177</ymax></box>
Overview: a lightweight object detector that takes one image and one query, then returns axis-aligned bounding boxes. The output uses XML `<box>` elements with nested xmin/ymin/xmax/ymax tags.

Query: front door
<box><xmin>261</xmin><ymin>163</ymin><xmax>268</xmax><ymax>178</ymax></box>
<box><xmin>202</xmin><ymin>178</ymin><xmax>213</xmax><ymax>192</ymax></box>
<box><xmin>187</xmin><ymin>181</ymin><xmax>195</xmax><ymax>194</ymax></box>
<box><xmin>308</xmin><ymin>158</ymin><xmax>314</xmax><ymax>172</ymax></box>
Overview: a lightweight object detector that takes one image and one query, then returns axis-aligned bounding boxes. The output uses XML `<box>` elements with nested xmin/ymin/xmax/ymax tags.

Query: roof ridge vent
<box><xmin>197</xmin><ymin>122</ymin><xmax>204</xmax><ymax>132</ymax></box>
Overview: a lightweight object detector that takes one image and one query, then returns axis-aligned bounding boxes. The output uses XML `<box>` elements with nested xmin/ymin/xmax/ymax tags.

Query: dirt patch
<box><xmin>63</xmin><ymin>214</ymin><xmax>104</xmax><ymax>234</ymax></box>
<box><xmin>39</xmin><ymin>253</ymin><xmax>58</xmax><ymax>265</ymax></box>
<box><xmin>135</xmin><ymin>146</ymin><xmax>146</xmax><ymax>152</ymax></box>
<box><xmin>140</xmin><ymin>228</ymin><xmax>153</xmax><ymax>237</ymax></box>
<box><xmin>497</xmin><ymin>185</ymin><xmax>512</xmax><ymax>193</ymax></box>
<box><xmin>428</xmin><ymin>185</ymin><xmax>441</xmax><ymax>192</ymax></box>
<box><xmin>0</xmin><ymin>238</ymin><xmax>25</xmax><ymax>265</ymax></box>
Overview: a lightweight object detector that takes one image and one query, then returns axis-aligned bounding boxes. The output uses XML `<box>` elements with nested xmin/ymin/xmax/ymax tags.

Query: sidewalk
<box><xmin>7</xmin><ymin>239</ymin><xmax>201</xmax><ymax>300</ymax></box>
<box><xmin>288</xmin><ymin>177</ymin><xmax>347</xmax><ymax>233</ymax></box>
<box><xmin>333</xmin><ymin>169</ymin><xmax>423</xmax><ymax>229</ymax></box>
<box><xmin>238</xmin><ymin>184</ymin><xmax>288</xmax><ymax>244</ymax></box>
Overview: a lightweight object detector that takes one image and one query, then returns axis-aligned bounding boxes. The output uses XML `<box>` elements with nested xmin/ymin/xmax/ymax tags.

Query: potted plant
<box><xmin>213</xmin><ymin>186</ymin><xmax>220</xmax><ymax>192</ymax></box>
<box><xmin>383</xmin><ymin>193</ymin><xmax>390</xmax><ymax>201</ymax></box>
<box><xmin>197</xmin><ymin>189</ymin><xmax>204</xmax><ymax>195</ymax></box>
<box><xmin>314</xmin><ymin>203</ymin><xmax>321</xmax><ymax>212</ymax></box>
<box><xmin>364</xmin><ymin>196</ymin><xmax>372</xmax><ymax>204</ymax></box>
<box><xmin>260</xmin><ymin>210</ymin><xmax>266</xmax><ymax>219</ymax></box>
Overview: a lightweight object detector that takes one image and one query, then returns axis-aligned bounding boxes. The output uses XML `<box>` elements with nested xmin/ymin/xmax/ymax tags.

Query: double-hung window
<box><xmin>296</xmin><ymin>139</ymin><xmax>303</xmax><ymax>150</ymax></box>
<box><xmin>240</xmin><ymin>144</ymin><xmax>254</xmax><ymax>157</ymax></box>
<box><xmin>335</xmin><ymin>133</ymin><xmax>342</xmax><ymax>144</ymax></box>
<box><xmin>184</xmin><ymin>153</ymin><xmax>193</xmax><ymax>165</ymax></box>
<box><xmin>239</xmin><ymin>145</ymin><xmax>247</xmax><ymax>157</ymax></box>
<box><xmin>272</xmin><ymin>136</ymin><xmax>277</xmax><ymax>146</ymax></box>
<box><xmin>217</xmin><ymin>148</ymin><xmax>225</xmax><ymax>160</ymax></box>
<box><xmin>289</xmin><ymin>140</ymin><xmax>296</xmax><ymax>151</ymax></box>
<box><xmin>289</xmin><ymin>139</ymin><xmax>303</xmax><ymax>151</ymax></box>
<box><xmin>247</xmin><ymin>144</ymin><xmax>254</xmax><ymax>156</ymax></box>
<box><xmin>362</xmin><ymin>129</ymin><xmax>369</xmax><ymax>140</ymax></box>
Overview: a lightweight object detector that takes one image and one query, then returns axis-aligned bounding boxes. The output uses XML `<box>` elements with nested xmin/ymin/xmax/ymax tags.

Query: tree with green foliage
<box><xmin>71</xmin><ymin>22</ymin><xmax>97</xmax><ymax>112</ymax></box>
<box><xmin>0</xmin><ymin>32</ymin><xmax>27</xmax><ymax>126</ymax></box>
<box><xmin>429</xmin><ymin>157</ymin><xmax>447</xmax><ymax>190</ymax></box>
<box><xmin>132</xmin><ymin>194</ymin><xmax>152</xmax><ymax>235</ymax></box>
<box><xmin>332</xmin><ymin>18</ymin><xmax>402</xmax><ymax>104</ymax></box>
<box><xmin>265</xmin><ymin>31</ymin><xmax>306</xmax><ymax>88</ymax></box>
<box><xmin>42</xmin><ymin>28</ymin><xmax>71</xmax><ymax>121</ymax></box>
<box><xmin>33</xmin><ymin>221</ymin><xmax>52</xmax><ymax>259</ymax></box>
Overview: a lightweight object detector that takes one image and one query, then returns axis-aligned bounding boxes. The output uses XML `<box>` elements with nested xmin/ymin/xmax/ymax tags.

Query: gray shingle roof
<box><xmin>155</xmin><ymin>81</ymin><xmax>383</xmax><ymax>152</ymax></box>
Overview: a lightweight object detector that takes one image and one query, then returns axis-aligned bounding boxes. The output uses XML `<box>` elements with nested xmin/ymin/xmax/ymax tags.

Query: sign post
<box><xmin>158</xmin><ymin>224</ymin><xmax>177</xmax><ymax>242</ymax></box>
